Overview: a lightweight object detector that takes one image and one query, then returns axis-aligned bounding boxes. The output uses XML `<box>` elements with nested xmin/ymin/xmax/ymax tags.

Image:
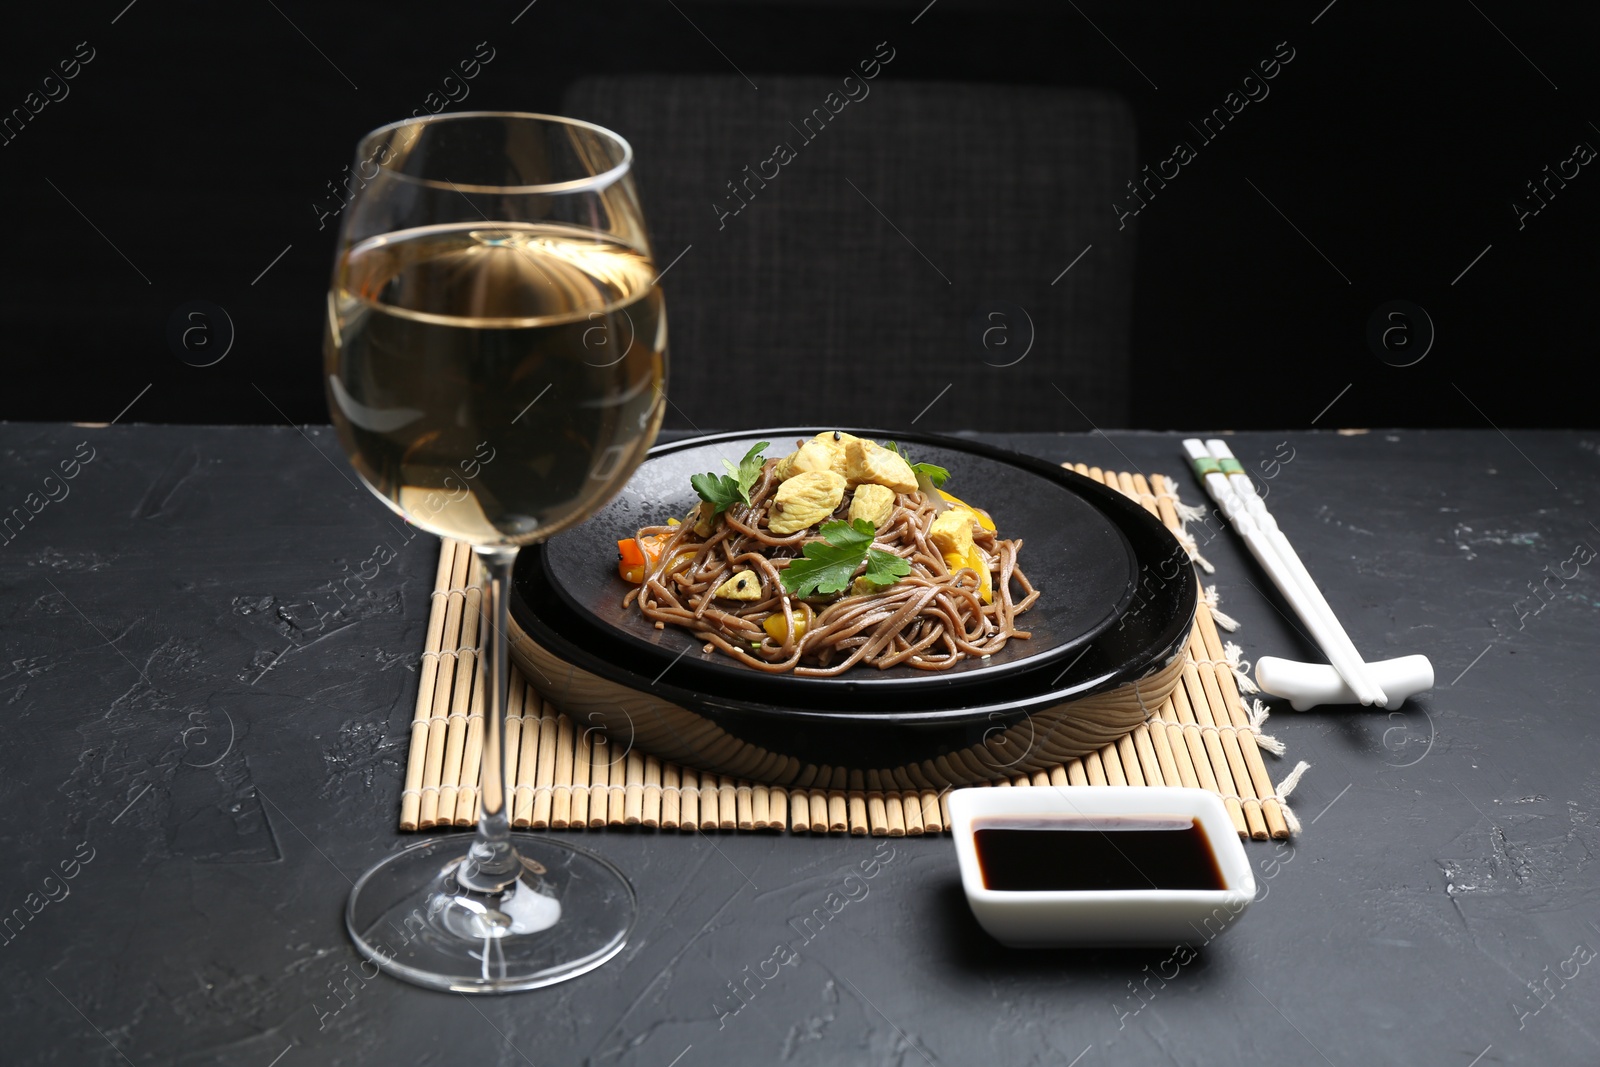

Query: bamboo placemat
<box><xmin>397</xmin><ymin>467</ymin><xmax>1306</xmax><ymax>839</ymax></box>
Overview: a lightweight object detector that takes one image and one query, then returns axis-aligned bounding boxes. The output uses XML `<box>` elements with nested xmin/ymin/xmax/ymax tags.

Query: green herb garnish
<box><xmin>882</xmin><ymin>441</ymin><xmax>950</xmax><ymax>488</ymax></box>
<box><xmin>690</xmin><ymin>440</ymin><xmax>769</xmax><ymax>516</ymax></box>
<box><xmin>779</xmin><ymin>518</ymin><xmax>911</xmax><ymax>598</ymax></box>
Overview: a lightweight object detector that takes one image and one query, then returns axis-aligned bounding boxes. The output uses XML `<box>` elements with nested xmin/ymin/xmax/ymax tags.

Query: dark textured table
<box><xmin>3</xmin><ymin>424</ymin><xmax>1597</xmax><ymax>1067</ymax></box>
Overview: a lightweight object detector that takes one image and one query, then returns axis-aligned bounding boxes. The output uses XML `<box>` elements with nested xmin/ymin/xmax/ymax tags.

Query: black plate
<box><xmin>508</xmin><ymin>486</ymin><xmax>1194</xmax><ymax>769</ymax></box>
<box><xmin>509</xmin><ymin>434</ymin><xmax>1198</xmax><ymax>770</ymax></box>
<box><xmin>536</xmin><ymin>429</ymin><xmax>1138</xmax><ymax>693</ymax></box>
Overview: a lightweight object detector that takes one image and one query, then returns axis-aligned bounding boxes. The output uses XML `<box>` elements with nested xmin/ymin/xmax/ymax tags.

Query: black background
<box><xmin>2</xmin><ymin>0</ymin><xmax>1595</xmax><ymax>430</ymax></box>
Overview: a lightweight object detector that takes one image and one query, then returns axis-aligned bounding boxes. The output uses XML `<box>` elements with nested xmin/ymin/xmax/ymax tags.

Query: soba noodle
<box><xmin>621</xmin><ymin>451</ymin><xmax>1039</xmax><ymax>676</ymax></box>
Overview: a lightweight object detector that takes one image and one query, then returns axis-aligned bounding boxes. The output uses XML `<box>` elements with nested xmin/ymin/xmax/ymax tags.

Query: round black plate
<box><xmin>508</xmin><ymin>437</ymin><xmax>1196</xmax><ymax>766</ymax></box>
<box><xmin>536</xmin><ymin>429</ymin><xmax>1138</xmax><ymax>693</ymax></box>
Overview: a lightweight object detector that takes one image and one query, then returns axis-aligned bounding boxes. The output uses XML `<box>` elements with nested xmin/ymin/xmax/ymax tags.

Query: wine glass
<box><xmin>324</xmin><ymin>112</ymin><xmax>665</xmax><ymax>992</ymax></box>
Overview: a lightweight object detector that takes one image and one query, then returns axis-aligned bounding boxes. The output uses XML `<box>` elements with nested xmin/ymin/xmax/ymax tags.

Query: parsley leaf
<box><xmin>780</xmin><ymin>519</ymin><xmax>911</xmax><ymax>598</ymax></box>
<box><xmin>690</xmin><ymin>471</ymin><xmax>741</xmax><ymax>514</ymax></box>
<box><xmin>692</xmin><ymin>440</ymin><xmax>770</xmax><ymax>515</ymax></box>
<box><xmin>881</xmin><ymin>441</ymin><xmax>949</xmax><ymax>488</ymax></box>
<box><xmin>860</xmin><ymin>543</ymin><xmax>913</xmax><ymax>587</ymax></box>
<box><xmin>728</xmin><ymin>440</ymin><xmax>770</xmax><ymax>505</ymax></box>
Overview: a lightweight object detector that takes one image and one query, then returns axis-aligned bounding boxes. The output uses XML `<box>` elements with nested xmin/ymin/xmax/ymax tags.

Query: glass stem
<box><xmin>458</xmin><ymin>544</ymin><xmax>521</xmax><ymax>893</ymax></box>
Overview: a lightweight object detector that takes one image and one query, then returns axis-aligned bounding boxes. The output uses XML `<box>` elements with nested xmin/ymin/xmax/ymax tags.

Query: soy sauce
<box><xmin>973</xmin><ymin>815</ymin><xmax>1224</xmax><ymax>891</ymax></box>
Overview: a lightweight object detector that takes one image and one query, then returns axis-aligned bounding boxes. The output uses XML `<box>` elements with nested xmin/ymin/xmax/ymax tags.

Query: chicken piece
<box><xmin>814</xmin><ymin>430</ymin><xmax>861</xmax><ymax>447</ymax></box>
<box><xmin>713</xmin><ymin>569</ymin><xmax>763</xmax><ymax>600</ymax></box>
<box><xmin>811</xmin><ymin>431</ymin><xmax>860</xmax><ymax>475</ymax></box>
<box><xmin>928</xmin><ymin>508</ymin><xmax>977</xmax><ymax>568</ymax></box>
<box><xmin>775</xmin><ymin>439</ymin><xmax>838</xmax><ymax>481</ymax></box>
<box><xmin>776</xmin><ymin>432</ymin><xmax>856</xmax><ymax>479</ymax></box>
<box><xmin>768</xmin><ymin>471</ymin><xmax>847</xmax><ymax>534</ymax></box>
<box><xmin>845</xmin><ymin>438</ymin><xmax>917</xmax><ymax>494</ymax></box>
<box><xmin>847</xmin><ymin>483</ymin><xmax>896</xmax><ymax>529</ymax></box>
<box><xmin>936</xmin><ymin>488</ymin><xmax>996</xmax><ymax>532</ymax></box>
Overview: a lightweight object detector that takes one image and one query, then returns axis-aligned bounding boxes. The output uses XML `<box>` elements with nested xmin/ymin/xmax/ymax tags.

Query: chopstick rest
<box><xmin>1256</xmin><ymin>655</ymin><xmax>1434</xmax><ymax>712</ymax></box>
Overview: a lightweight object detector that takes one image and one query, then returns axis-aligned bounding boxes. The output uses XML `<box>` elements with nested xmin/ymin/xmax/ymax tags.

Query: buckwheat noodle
<box><xmin>621</xmin><ymin>459</ymin><xmax>1039</xmax><ymax>675</ymax></box>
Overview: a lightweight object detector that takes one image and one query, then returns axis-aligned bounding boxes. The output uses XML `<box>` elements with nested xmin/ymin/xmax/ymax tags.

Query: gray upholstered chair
<box><xmin>563</xmin><ymin>75</ymin><xmax>1137</xmax><ymax>432</ymax></box>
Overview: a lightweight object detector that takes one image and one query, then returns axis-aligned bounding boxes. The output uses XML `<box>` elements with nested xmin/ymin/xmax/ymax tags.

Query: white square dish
<box><xmin>948</xmin><ymin>786</ymin><xmax>1256</xmax><ymax>948</ymax></box>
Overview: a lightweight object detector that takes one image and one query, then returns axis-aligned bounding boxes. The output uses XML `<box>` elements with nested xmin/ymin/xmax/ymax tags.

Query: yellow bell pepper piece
<box><xmin>935</xmin><ymin>547</ymin><xmax>992</xmax><ymax>604</ymax></box>
<box><xmin>967</xmin><ymin>545</ymin><xmax>992</xmax><ymax>604</ymax></box>
<box><xmin>763</xmin><ymin>612</ymin><xmax>808</xmax><ymax>644</ymax></box>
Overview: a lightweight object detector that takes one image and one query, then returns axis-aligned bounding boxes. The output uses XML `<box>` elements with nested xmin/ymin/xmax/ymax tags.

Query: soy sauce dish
<box><xmin>948</xmin><ymin>787</ymin><xmax>1255</xmax><ymax>948</ymax></box>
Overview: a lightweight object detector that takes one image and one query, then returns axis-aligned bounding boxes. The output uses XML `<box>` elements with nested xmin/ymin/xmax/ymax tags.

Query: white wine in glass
<box><xmin>326</xmin><ymin>113</ymin><xmax>666</xmax><ymax>993</ymax></box>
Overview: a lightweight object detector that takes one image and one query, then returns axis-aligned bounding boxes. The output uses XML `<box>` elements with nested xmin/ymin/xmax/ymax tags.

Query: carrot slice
<box><xmin>618</xmin><ymin>538</ymin><xmax>646</xmax><ymax>565</ymax></box>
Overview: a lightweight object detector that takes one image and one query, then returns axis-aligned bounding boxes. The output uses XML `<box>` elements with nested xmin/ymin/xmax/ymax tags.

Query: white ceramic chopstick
<box><xmin>1181</xmin><ymin>439</ymin><xmax>1387</xmax><ymax>707</ymax></box>
<box><xmin>1201</xmin><ymin>439</ymin><xmax>1388</xmax><ymax>707</ymax></box>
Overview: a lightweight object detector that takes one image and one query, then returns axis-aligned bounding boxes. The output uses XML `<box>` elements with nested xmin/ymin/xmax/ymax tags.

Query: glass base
<box><xmin>346</xmin><ymin>835</ymin><xmax>637</xmax><ymax>993</ymax></box>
